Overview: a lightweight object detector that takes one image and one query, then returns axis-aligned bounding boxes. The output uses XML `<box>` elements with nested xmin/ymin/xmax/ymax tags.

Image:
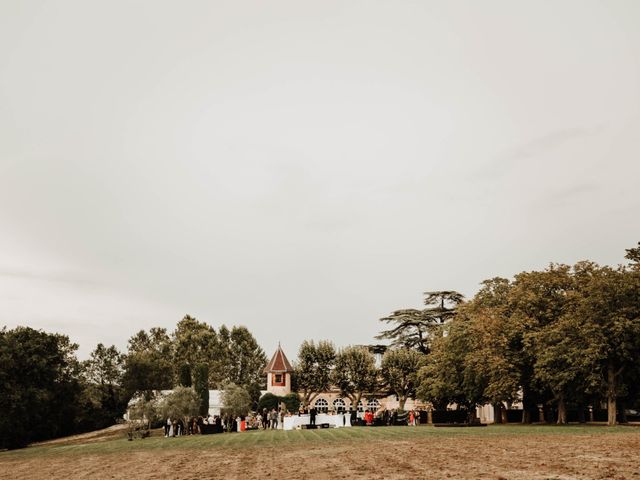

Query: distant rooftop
<box><xmin>264</xmin><ymin>344</ymin><xmax>293</xmax><ymax>373</ymax></box>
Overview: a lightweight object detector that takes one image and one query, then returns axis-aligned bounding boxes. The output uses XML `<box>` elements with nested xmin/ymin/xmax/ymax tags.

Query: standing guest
<box><xmin>310</xmin><ymin>406</ymin><xmax>317</xmax><ymax>426</ymax></box>
<box><xmin>191</xmin><ymin>417</ymin><xmax>198</xmax><ymax>434</ymax></box>
<box><xmin>349</xmin><ymin>407</ymin><xmax>357</xmax><ymax>427</ymax></box>
<box><xmin>165</xmin><ymin>418</ymin><xmax>171</xmax><ymax>437</ymax></box>
<box><xmin>197</xmin><ymin>416</ymin><xmax>204</xmax><ymax>433</ymax></box>
<box><xmin>409</xmin><ymin>410</ymin><xmax>414</xmax><ymax>426</ymax></box>
<box><xmin>366</xmin><ymin>409</ymin><xmax>374</xmax><ymax>426</ymax></box>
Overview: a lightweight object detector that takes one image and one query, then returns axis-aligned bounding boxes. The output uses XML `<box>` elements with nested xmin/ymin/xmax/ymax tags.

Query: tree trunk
<box><xmin>607</xmin><ymin>362</ymin><xmax>617</xmax><ymax>426</ymax></box>
<box><xmin>521</xmin><ymin>389</ymin><xmax>532</xmax><ymax>424</ymax></box>
<box><xmin>493</xmin><ymin>404</ymin><xmax>502</xmax><ymax>424</ymax></box>
<box><xmin>353</xmin><ymin>393</ymin><xmax>362</xmax><ymax>413</ymax></box>
<box><xmin>556</xmin><ymin>395</ymin><xmax>567</xmax><ymax>424</ymax></box>
<box><xmin>500</xmin><ymin>404</ymin><xmax>508</xmax><ymax>424</ymax></box>
<box><xmin>398</xmin><ymin>396</ymin><xmax>406</xmax><ymax>412</ymax></box>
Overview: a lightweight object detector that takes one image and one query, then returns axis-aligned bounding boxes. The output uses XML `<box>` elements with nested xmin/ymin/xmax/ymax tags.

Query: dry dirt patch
<box><xmin>2</xmin><ymin>431</ymin><xmax>639</xmax><ymax>480</ymax></box>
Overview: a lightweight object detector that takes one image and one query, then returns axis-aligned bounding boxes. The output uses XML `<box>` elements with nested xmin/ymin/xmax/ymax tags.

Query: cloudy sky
<box><xmin>1</xmin><ymin>0</ymin><xmax>639</xmax><ymax>358</ymax></box>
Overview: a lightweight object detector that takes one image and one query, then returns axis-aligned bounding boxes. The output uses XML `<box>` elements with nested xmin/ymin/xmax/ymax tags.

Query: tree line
<box><xmin>2</xmin><ymin>242</ymin><xmax>638</xmax><ymax>447</ymax></box>
<box><xmin>291</xmin><ymin>243</ymin><xmax>640</xmax><ymax>426</ymax></box>
<box><xmin>0</xmin><ymin>315</ymin><xmax>266</xmax><ymax>449</ymax></box>
<box><xmin>382</xmin><ymin>242</ymin><xmax>640</xmax><ymax>426</ymax></box>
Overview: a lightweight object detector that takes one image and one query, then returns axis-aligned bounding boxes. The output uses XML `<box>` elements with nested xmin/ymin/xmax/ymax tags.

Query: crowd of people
<box><xmin>163</xmin><ymin>414</ymin><xmax>237</xmax><ymax>437</ymax></box>
<box><xmin>163</xmin><ymin>407</ymin><xmax>423</xmax><ymax>437</ymax></box>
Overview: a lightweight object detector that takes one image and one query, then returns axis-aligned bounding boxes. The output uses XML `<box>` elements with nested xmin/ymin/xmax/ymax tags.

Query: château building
<box><xmin>264</xmin><ymin>344</ymin><xmax>422</xmax><ymax>415</ymax></box>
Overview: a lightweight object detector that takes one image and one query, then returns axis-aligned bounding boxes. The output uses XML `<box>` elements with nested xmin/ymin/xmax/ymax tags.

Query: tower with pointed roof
<box><xmin>264</xmin><ymin>343</ymin><xmax>294</xmax><ymax>396</ymax></box>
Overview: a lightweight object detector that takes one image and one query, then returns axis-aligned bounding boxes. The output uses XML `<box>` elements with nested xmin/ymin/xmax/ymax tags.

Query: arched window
<box><xmin>314</xmin><ymin>398</ymin><xmax>329</xmax><ymax>413</ymax></box>
<box><xmin>333</xmin><ymin>398</ymin><xmax>346</xmax><ymax>413</ymax></box>
<box><xmin>367</xmin><ymin>398</ymin><xmax>380</xmax><ymax>412</ymax></box>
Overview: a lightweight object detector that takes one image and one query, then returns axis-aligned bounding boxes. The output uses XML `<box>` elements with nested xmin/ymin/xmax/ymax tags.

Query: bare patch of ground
<box><xmin>2</xmin><ymin>429</ymin><xmax>640</xmax><ymax>480</ymax></box>
<box><xmin>30</xmin><ymin>424</ymin><xmax>129</xmax><ymax>447</ymax></box>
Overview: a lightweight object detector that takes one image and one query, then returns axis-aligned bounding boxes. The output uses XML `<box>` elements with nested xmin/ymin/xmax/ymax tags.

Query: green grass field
<box><xmin>2</xmin><ymin>424</ymin><xmax>636</xmax><ymax>460</ymax></box>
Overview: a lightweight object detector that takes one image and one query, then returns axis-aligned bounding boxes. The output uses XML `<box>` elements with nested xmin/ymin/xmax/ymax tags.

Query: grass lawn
<box><xmin>2</xmin><ymin>424</ymin><xmax>640</xmax><ymax>479</ymax></box>
<box><xmin>2</xmin><ymin>424</ymin><xmax>636</xmax><ymax>459</ymax></box>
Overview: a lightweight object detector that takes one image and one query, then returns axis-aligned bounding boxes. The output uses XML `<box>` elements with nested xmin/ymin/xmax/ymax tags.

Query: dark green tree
<box><xmin>80</xmin><ymin>343</ymin><xmax>127</xmax><ymax>429</ymax></box>
<box><xmin>257</xmin><ymin>392</ymin><xmax>280</xmax><ymax>412</ymax></box>
<box><xmin>172</xmin><ymin>315</ymin><xmax>218</xmax><ymax>384</ymax></box>
<box><xmin>293</xmin><ymin>340</ymin><xmax>336</xmax><ymax>406</ymax></box>
<box><xmin>0</xmin><ymin>327</ymin><xmax>82</xmax><ymax>449</ymax></box>
<box><xmin>377</xmin><ymin>290</ymin><xmax>464</xmax><ymax>354</ymax></box>
<box><xmin>216</xmin><ymin>325</ymin><xmax>267</xmax><ymax>398</ymax></box>
<box><xmin>159</xmin><ymin>386</ymin><xmax>200</xmax><ymax>428</ymax></box>
<box><xmin>332</xmin><ymin>346</ymin><xmax>378</xmax><ymax>408</ymax></box>
<box><xmin>193</xmin><ymin>363</ymin><xmax>210</xmax><ymax>416</ymax></box>
<box><xmin>380</xmin><ymin>348</ymin><xmax>425</xmax><ymax>411</ymax></box>
<box><xmin>221</xmin><ymin>382</ymin><xmax>252</xmax><ymax>418</ymax></box>
<box><xmin>281</xmin><ymin>393</ymin><xmax>301</xmax><ymax>413</ymax></box>
<box><xmin>417</xmin><ymin>316</ymin><xmax>486</xmax><ymax>418</ymax></box>
<box><xmin>178</xmin><ymin>363</ymin><xmax>192</xmax><ymax>387</ymax></box>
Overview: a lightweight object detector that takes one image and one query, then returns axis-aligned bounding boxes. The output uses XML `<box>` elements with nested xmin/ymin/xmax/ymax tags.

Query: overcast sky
<box><xmin>1</xmin><ymin>0</ymin><xmax>639</xmax><ymax>359</ymax></box>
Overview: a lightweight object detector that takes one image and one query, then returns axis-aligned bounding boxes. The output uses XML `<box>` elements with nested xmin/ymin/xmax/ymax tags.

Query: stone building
<box><xmin>264</xmin><ymin>344</ymin><xmax>422</xmax><ymax>415</ymax></box>
<box><xmin>263</xmin><ymin>343</ymin><xmax>294</xmax><ymax>397</ymax></box>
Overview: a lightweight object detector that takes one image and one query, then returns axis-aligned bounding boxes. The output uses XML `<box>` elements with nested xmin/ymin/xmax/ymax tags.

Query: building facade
<box><xmin>264</xmin><ymin>345</ymin><xmax>422</xmax><ymax>415</ymax></box>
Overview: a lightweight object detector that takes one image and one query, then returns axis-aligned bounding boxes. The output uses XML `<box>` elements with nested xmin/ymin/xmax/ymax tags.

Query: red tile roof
<box><xmin>264</xmin><ymin>344</ymin><xmax>293</xmax><ymax>373</ymax></box>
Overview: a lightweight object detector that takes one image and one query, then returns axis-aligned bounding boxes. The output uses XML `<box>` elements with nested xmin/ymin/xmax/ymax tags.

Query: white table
<box><xmin>282</xmin><ymin>413</ymin><xmax>352</xmax><ymax>430</ymax></box>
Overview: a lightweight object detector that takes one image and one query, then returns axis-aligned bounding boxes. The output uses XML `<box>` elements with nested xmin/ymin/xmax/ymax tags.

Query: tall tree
<box><xmin>463</xmin><ymin>279</ymin><xmax>521</xmax><ymax>413</ymax></box>
<box><xmin>226</xmin><ymin>326</ymin><xmax>268</xmax><ymax>393</ymax></box>
<box><xmin>0</xmin><ymin>327</ymin><xmax>82</xmax><ymax>449</ymax></box>
<box><xmin>127</xmin><ymin>327</ymin><xmax>173</xmax><ymax>357</ymax></box>
<box><xmin>507</xmin><ymin>265</ymin><xmax>575</xmax><ymax>423</ymax></box>
<box><xmin>221</xmin><ymin>382</ymin><xmax>252</xmax><ymax>418</ymax></box>
<box><xmin>625</xmin><ymin>241</ymin><xmax>640</xmax><ymax>267</ymax></box>
<box><xmin>213</xmin><ymin>325</ymin><xmax>267</xmax><ymax>401</ymax></box>
<box><xmin>81</xmin><ymin>343</ymin><xmax>127</xmax><ymax>428</ymax></box>
<box><xmin>178</xmin><ymin>363</ymin><xmax>192</xmax><ymax>387</ymax></box>
<box><xmin>417</xmin><ymin>317</ymin><xmax>485</xmax><ymax>417</ymax></box>
<box><xmin>83</xmin><ymin>343</ymin><xmax>124</xmax><ymax>387</ymax></box>
<box><xmin>293</xmin><ymin>340</ymin><xmax>336</xmax><ymax>406</ymax></box>
<box><xmin>377</xmin><ymin>290</ymin><xmax>464</xmax><ymax>354</ymax></box>
<box><xmin>380</xmin><ymin>348</ymin><xmax>425</xmax><ymax>411</ymax></box>
<box><xmin>172</xmin><ymin>315</ymin><xmax>218</xmax><ymax>383</ymax></box>
<box><xmin>332</xmin><ymin>346</ymin><xmax>378</xmax><ymax>408</ymax></box>
<box><xmin>122</xmin><ymin>328</ymin><xmax>173</xmax><ymax>399</ymax></box>
<box><xmin>193</xmin><ymin>363</ymin><xmax>210</xmax><ymax>416</ymax></box>
<box><xmin>571</xmin><ymin>263</ymin><xmax>640</xmax><ymax>425</ymax></box>
<box><xmin>159</xmin><ymin>386</ymin><xmax>200</xmax><ymax>429</ymax></box>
